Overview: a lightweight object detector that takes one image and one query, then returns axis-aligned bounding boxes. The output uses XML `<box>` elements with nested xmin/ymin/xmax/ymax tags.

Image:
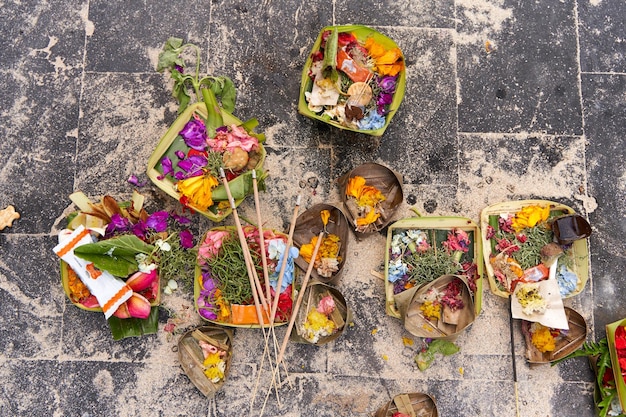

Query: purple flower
<box><xmin>179</xmin><ymin>119</ymin><xmax>207</xmax><ymax>151</ymax></box>
<box><xmin>104</xmin><ymin>214</ymin><xmax>131</xmax><ymax>237</ymax></box>
<box><xmin>199</xmin><ymin>308</ymin><xmax>218</xmax><ymax>320</ymax></box>
<box><xmin>127</xmin><ymin>174</ymin><xmax>146</xmax><ymax>187</ymax></box>
<box><xmin>377</xmin><ymin>93</ymin><xmax>394</xmax><ymax>114</ymax></box>
<box><xmin>146</xmin><ymin>211</ymin><xmax>169</xmax><ymax>232</ymax></box>
<box><xmin>171</xmin><ymin>212</ymin><xmax>191</xmax><ymax>225</ymax></box>
<box><xmin>174</xmin><ymin>150</ymin><xmax>185</xmax><ymax>159</ymax></box>
<box><xmin>179</xmin><ymin>229</ymin><xmax>194</xmax><ymax>249</ymax></box>
<box><xmin>378</xmin><ymin>75</ymin><xmax>397</xmax><ymax>93</ymax></box>
<box><xmin>131</xmin><ymin>221</ymin><xmax>147</xmax><ymax>239</ymax></box>
<box><xmin>174</xmin><ymin>64</ymin><xmax>184</xmax><ymax>73</ymax></box>
<box><xmin>158</xmin><ymin>156</ymin><xmax>173</xmax><ymax>180</ymax></box>
<box><xmin>177</xmin><ymin>154</ymin><xmax>207</xmax><ymax>177</ymax></box>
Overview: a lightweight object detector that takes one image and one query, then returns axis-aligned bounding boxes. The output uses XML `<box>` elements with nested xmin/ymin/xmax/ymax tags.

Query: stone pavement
<box><xmin>1</xmin><ymin>1</ymin><xmax>625</xmax><ymax>416</ymax></box>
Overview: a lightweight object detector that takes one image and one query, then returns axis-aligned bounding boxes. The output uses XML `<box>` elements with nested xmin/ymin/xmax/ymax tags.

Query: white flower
<box><xmin>138</xmin><ymin>262</ymin><xmax>157</xmax><ymax>273</ymax></box>
<box><xmin>267</xmin><ymin>238</ymin><xmax>285</xmax><ymax>260</ymax></box>
<box><xmin>155</xmin><ymin>239</ymin><xmax>171</xmax><ymax>252</ymax></box>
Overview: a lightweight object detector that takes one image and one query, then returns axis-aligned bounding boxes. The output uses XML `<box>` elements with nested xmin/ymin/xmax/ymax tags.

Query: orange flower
<box><xmin>364</xmin><ymin>38</ymin><xmax>404</xmax><ymax>76</ymax></box>
<box><xmin>346</xmin><ymin>176</ymin><xmax>386</xmax><ymax>207</ymax></box>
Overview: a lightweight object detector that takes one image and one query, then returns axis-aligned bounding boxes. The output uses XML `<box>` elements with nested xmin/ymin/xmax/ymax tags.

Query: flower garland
<box><xmin>388</xmin><ymin>228</ymin><xmax>479</xmax><ymax>296</ymax></box>
<box><xmin>304</xmin><ymin>29</ymin><xmax>404</xmax><ymax>131</ymax></box>
<box><xmin>196</xmin><ymin>226</ymin><xmax>297</xmax><ymax>324</ymax></box>
<box><xmin>486</xmin><ymin>204</ymin><xmax>579</xmax><ymax>295</ymax></box>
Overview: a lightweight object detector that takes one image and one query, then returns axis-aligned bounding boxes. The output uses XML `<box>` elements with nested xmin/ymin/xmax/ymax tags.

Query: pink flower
<box><xmin>485</xmin><ymin>225</ymin><xmax>495</xmax><ymax>240</ymax></box>
<box><xmin>442</xmin><ymin>228</ymin><xmax>470</xmax><ymax>253</ymax></box>
<box><xmin>495</xmin><ymin>238</ymin><xmax>519</xmax><ymax>253</ymax></box>
<box><xmin>516</xmin><ymin>234</ymin><xmax>528</xmax><ymax>243</ymax></box>
<box><xmin>226</xmin><ymin>125</ymin><xmax>259</xmax><ymax>152</ymax></box>
<box><xmin>499</xmin><ymin>215</ymin><xmax>514</xmax><ymax>233</ymax></box>
<box><xmin>316</xmin><ymin>295</ymin><xmax>336</xmax><ymax>315</ymax></box>
<box><xmin>198</xmin><ymin>230</ymin><xmax>231</xmax><ymax>263</ymax></box>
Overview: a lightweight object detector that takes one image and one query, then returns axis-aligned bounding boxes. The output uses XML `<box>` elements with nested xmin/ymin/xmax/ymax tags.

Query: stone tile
<box><xmin>578</xmin><ymin>0</ymin><xmax>626</xmax><ymax>73</ymax></box>
<box><xmin>456</xmin><ymin>0</ymin><xmax>582</xmax><ymax>135</ymax></box>
<box><xmin>56</xmin><ymin>361</ymin><xmax>208</xmax><ymax>417</ymax></box>
<box><xmin>0</xmin><ymin>359</ymin><xmax>63</xmax><ymax>415</ymax></box>
<box><xmin>581</xmin><ymin>74</ymin><xmax>626</xmax><ymax>337</ymax></box>
<box><xmin>75</xmin><ymin>72</ymin><xmax>172</xmax><ymax>196</ymax></box>
<box><xmin>207</xmin><ymin>0</ymin><xmax>333</xmax><ymax>140</ymax></box>
<box><xmin>336</xmin><ymin>1</ymin><xmax>455</xmax><ymax>28</ymax></box>
<box><xmin>457</xmin><ymin>132</ymin><xmax>588</xmax><ymax>217</ymax></box>
<box><xmin>0</xmin><ymin>235</ymin><xmax>64</xmax><ymax>360</ymax></box>
<box><xmin>0</xmin><ymin>0</ymin><xmax>86</xmax><ymax>74</ymax></box>
<box><xmin>0</xmin><ymin>70</ymin><xmax>80</xmax><ymax>233</ymax></box>
<box><xmin>86</xmin><ymin>1</ymin><xmax>212</xmax><ymax>73</ymax></box>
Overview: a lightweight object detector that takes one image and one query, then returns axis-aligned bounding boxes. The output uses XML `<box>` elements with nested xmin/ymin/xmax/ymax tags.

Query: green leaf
<box><xmin>74</xmin><ymin>235</ymin><xmax>155</xmax><ymax>277</ymax></box>
<box><xmin>219</xmin><ymin>77</ymin><xmax>236</xmax><ymax>112</ymax></box>
<box><xmin>108</xmin><ymin>307</ymin><xmax>159</xmax><ymax>340</ymax></box>
<box><xmin>428</xmin><ymin>339</ymin><xmax>460</xmax><ymax>356</ymax></box>
<box><xmin>165</xmin><ymin>37</ymin><xmax>184</xmax><ymax>50</ymax></box>
<box><xmin>321</xmin><ymin>28</ymin><xmax>339</xmax><ymax>83</ymax></box>
<box><xmin>210</xmin><ymin>168</ymin><xmax>267</xmax><ymax>201</ymax></box>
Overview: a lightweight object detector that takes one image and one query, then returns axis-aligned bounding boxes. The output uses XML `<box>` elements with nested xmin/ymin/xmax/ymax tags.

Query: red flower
<box><xmin>516</xmin><ymin>234</ymin><xmax>528</xmax><ymax>243</ymax></box>
<box><xmin>485</xmin><ymin>225</ymin><xmax>495</xmax><ymax>240</ymax></box>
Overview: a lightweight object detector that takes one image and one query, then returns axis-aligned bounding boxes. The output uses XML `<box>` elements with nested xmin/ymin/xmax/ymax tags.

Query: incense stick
<box><xmin>509</xmin><ymin>297</ymin><xmax>521</xmax><ymax>417</ymax></box>
<box><xmin>219</xmin><ymin>169</ymin><xmax>281</xmax><ymax>411</ymax></box>
<box><xmin>252</xmin><ymin>169</ymin><xmax>272</xmax><ymax>307</ymax></box>
<box><xmin>259</xmin><ymin>230</ymin><xmax>325</xmax><ymax>417</ymax></box>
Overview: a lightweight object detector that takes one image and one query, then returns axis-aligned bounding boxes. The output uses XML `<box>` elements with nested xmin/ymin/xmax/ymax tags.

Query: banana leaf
<box><xmin>108</xmin><ymin>307</ymin><xmax>159</xmax><ymax>340</ymax></box>
<box><xmin>74</xmin><ymin>235</ymin><xmax>155</xmax><ymax>277</ymax></box>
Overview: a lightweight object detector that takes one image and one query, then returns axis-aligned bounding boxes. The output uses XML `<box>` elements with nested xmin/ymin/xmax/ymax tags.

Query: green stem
<box><xmin>202</xmin><ymin>87</ymin><xmax>224</xmax><ymax>138</ymax></box>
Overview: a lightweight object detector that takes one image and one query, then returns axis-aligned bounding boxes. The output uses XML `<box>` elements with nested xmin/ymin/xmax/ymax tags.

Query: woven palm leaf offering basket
<box><xmin>521</xmin><ymin>307</ymin><xmax>588</xmax><ymax>364</ymax></box>
<box><xmin>298</xmin><ymin>25</ymin><xmax>406</xmax><ymax>136</ymax></box>
<box><xmin>177</xmin><ymin>325</ymin><xmax>233</xmax><ymax>398</ymax></box>
<box><xmin>606</xmin><ymin>318</ymin><xmax>626</xmax><ymax>412</ymax></box>
<box><xmin>480</xmin><ymin>200</ymin><xmax>591</xmax><ymax>299</ymax></box>
<box><xmin>293</xmin><ymin>204</ymin><xmax>350</xmax><ymax>284</ymax></box>
<box><xmin>147</xmin><ymin>37</ymin><xmax>267</xmax><ymax>222</ymax></box>
<box><xmin>375</xmin><ymin>392</ymin><xmax>438</xmax><ymax>417</ymax></box>
<box><xmin>290</xmin><ymin>281</ymin><xmax>350</xmax><ymax>346</ymax></box>
<box><xmin>56</xmin><ymin>191</ymin><xmax>197</xmax><ymax>340</ymax></box>
<box><xmin>194</xmin><ymin>225</ymin><xmax>298</xmax><ymax>328</ymax></box>
<box><xmin>339</xmin><ymin>162</ymin><xmax>404</xmax><ymax>235</ymax></box>
<box><xmin>385</xmin><ymin>214</ymin><xmax>483</xmax><ymax>333</ymax></box>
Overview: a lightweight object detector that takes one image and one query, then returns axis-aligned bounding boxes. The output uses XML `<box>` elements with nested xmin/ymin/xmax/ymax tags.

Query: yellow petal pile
<box><xmin>531</xmin><ymin>324</ymin><xmax>556</xmax><ymax>352</ymax></box>
<box><xmin>511</xmin><ymin>205</ymin><xmax>550</xmax><ymax>232</ymax></box>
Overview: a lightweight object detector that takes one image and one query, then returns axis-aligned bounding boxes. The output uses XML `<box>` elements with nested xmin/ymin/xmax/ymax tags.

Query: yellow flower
<box><xmin>176</xmin><ymin>174</ymin><xmax>220</xmax><ymax>211</ymax></box>
<box><xmin>300</xmin><ymin>234</ymin><xmax>341</xmax><ymax>264</ymax></box>
<box><xmin>213</xmin><ymin>289</ymin><xmax>230</xmax><ymax>320</ymax></box>
<box><xmin>420</xmin><ymin>300</ymin><xmax>441</xmax><ymax>320</ymax></box>
<box><xmin>320</xmin><ymin>209</ymin><xmax>330</xmax><ymax>227</ymax></box>
<box><xmin>203</xmin><ymin>352</ymin><xmax>222</xmax><ymax>367</ymax></box>
<box><xmin>511</xmin><ymin>205</ymin><xmax>550</xmax><ymax>232</ymax></box>
<box><xmin>203</xmin><ymin>365</ymin><xmax>224</xmax><ymax>382</ymax></box>
<box><xmin>364</xmin><ymin>38</ymin><xmax>404</xmax><ymax>76</ymax></box>
<box><xmin>356</xmin><ymin>208</ymin><xmax>380</xmax><ymax>226</ymax></box>
<box><xmin>531</xmin><ymin>324</ymin><xmax>556</xmax><ymax>352</ymax></box>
